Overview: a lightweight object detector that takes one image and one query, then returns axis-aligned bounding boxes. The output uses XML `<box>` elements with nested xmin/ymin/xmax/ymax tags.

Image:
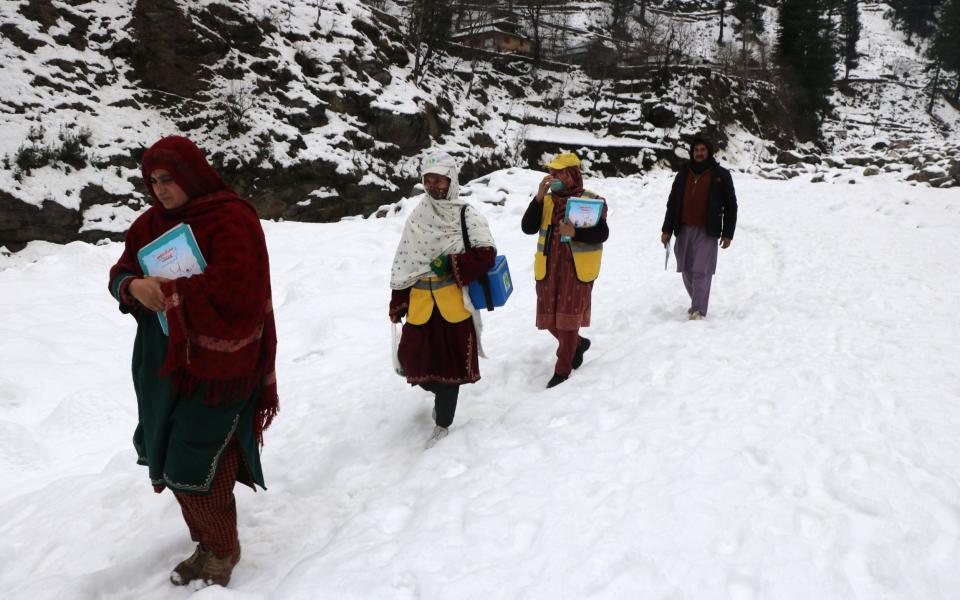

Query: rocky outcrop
<box><xmin>0</xmin><ymin>191</ymin><xmax>82</xmax><ymax>252</ymax></box>
<box><xmin>524</xmin><ymin>139</ymin><xmax>663</xmax><ymax>176</ymax></box>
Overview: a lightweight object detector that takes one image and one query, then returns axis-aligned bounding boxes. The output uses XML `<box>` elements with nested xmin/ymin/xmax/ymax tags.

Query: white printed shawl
<box><xmin>390</xmin><ymin>156</ymin><xmax>495</xmax><ymax>290</ymax></box>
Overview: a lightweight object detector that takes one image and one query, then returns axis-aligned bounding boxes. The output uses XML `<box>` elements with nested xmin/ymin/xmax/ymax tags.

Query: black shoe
<box><xmin>546</xmin><ymin>373</ymin><xmax>568</xmax><ymax>388</ymax></box>
<box><xmin>572</xmin><ymin>337</ymin><xmax>591</xmax><ymax>370</ymax></box>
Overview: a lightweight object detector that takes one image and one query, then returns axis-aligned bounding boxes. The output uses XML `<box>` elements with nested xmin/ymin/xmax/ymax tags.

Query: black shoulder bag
<box><xmin>460</xmin><ymin>205</ymin><xmax>495</xmax><ymax>312</ymax></box>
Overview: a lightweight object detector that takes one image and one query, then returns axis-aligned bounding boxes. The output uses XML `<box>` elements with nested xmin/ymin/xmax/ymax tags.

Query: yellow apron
<box><xmin>407</xmin><ymin>275</ymin><xmax>472</xmax><ymax>325</ymax></box>
<box><xmin>533</xmin><ymin>192</ymin><xmax>604</xmax><ymax>283</ymax></box>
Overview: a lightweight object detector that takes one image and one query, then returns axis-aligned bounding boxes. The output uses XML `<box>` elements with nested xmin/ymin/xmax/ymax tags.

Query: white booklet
<box><xmin>136</xmin><ymin>223</ymin><xmax>207</xmax><ymax>335</ymax></box>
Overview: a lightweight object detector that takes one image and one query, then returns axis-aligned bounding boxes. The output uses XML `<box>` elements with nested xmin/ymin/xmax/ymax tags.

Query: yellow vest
<box><xmin>407</xmin><ymin>275</ymin><xmax>472</xmax><ymax>325</ymax></box>
<box><xmin>534</xmin><ymin>192</ymin><xmax>604</xmax><ymax>282</ymax></box>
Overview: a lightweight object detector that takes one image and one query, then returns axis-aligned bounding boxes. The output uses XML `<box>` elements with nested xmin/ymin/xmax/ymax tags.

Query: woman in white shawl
<box><xmin>389</xmin><ymin>152</ymin><xmax>496</xmax><ymax>447</ymax></box>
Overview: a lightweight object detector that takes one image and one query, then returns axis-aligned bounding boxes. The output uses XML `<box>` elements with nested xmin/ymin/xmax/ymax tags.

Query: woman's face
<box><xmin>549</xmin><ymin>168</ymin><xmax>575</xmax><ymax>189</ymax></box>
<box><xmin>150</xmin><ymin>169</ymin><xmax>190</xmax><ymax>210</ymax></box>
<box><xmin>424</xmin><ymin>173</ymin><xmax>451</xmax><ymax>200</ymax></box>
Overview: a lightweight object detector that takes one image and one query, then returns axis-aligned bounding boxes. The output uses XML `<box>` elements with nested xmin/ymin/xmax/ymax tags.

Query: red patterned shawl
<box><xmin>109</xmin><ymin>136</ymin><xmax>278</xmax><ymax>444</ymax></box>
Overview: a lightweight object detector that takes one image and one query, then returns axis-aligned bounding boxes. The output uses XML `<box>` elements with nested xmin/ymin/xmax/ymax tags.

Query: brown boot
<box><xmin>170</xmin><ymin>543</ymin><xmax>209</xmax><ymax>586</ymax></box>
<box><xmin>196</xmin><ymin>544</ymin><xmax>241</xmax><ymax>588</ymax></box>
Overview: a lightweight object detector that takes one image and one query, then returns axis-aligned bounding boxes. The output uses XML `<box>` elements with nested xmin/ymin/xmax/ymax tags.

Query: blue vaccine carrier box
<box><xmin>469</xmin><ymin>255</ymin><xmax>512</xmax><ymax>310</ymax></box>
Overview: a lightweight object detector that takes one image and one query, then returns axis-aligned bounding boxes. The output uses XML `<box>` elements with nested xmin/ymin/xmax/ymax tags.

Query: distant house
<box><xmin>451</xmin><ymin>19</ymin><xmax>533</xmax><ymax>56</ymax></box>
<box><xmin>555</xmin><ymin>42</ymin><xmax>592</xmax><ymax>64</ymax></box>
<box><xmin>556</xmin><ymin>38</ymin><xmax>619</xmax><ymax>67</ymax></box>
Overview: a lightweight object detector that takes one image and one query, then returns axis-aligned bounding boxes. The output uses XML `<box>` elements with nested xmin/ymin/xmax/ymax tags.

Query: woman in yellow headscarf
<box><xmin>521</xmin><ymin>153</ymin><xmax>608</xmax><ymax>388</ymax></box>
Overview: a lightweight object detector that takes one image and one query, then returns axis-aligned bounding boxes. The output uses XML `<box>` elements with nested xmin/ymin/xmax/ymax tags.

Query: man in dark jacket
<box><xmin>660</xmin><ymin>137</ymin><xmax>738</xmax><ymax>320</ymax></box>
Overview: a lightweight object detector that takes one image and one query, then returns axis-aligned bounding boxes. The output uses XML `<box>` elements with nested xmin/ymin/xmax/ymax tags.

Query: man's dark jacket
<box><xmin>661</xmin><ymin>161</ymin><xmax>738</xmax><ymax>239</ymax></box>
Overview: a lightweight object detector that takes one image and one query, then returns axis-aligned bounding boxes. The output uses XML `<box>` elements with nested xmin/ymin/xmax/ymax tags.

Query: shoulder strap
<box><xmin>460</xmin><ymin>204</ymin><xmax>495</xmax><ymax>311</ymax></box>
<box><xmin>460</xmin><ymin>205</ymin><xmax>471</xmax><ymax>250</ymax></box>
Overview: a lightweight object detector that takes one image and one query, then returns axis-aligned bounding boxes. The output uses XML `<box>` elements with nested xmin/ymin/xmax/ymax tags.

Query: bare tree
<box><xmin>452</xmin><ymin>0</ymin><xmax>470</xmax><ymax>31</ymax></box>
<box><xmin>602</xmin><ymin>2</ymin><xmax>636</xmax><ymax>129</ymax></box>
<box><xmin>553</xmin><ymin>69</ymin><xmax>571</xmax><ymax>125</ymax></box>
<box><xmin>221</xmin><ymin>81</ymin><xmax>256</xmax><ymax>135</ymax></box>
<box><xmin>315</xmin><ymin>0</ymin><xmax>327</xmax><ymax>27</ymax></box>
<box><xmin>520</xmin><ymin>0</ymin><xmax>548</xmax><ymax>69</ymax></box>
<box><xmin>716</xmin><ymin>40</ymin><xmax>738</xmax><ymax>75</ymax></box>
<box><xmin>405</xmin><ymin>0</ymin><xmax>454</xmax><ymax>83</ymax></box>
<box><xmin>658</xmin><ymin>18</ymin><xmax>695</xmax><ymax>68</ymax></box>
<box><xmin>584</xmin><ymin>39</ymin><xmax>619</xmax><ymax>130</ymax></box>
<box><xmin>630</xmin><ymin>9</ymin><xmax>664</xmax><ymax>65</ymax></box>
<box><xmin>506</xmin><ymin>118</ymin><xmax>530</xmax><ymax>167</ymax></box>
<box><xmin>541</xmin><ymin>8</ymin><xmax>572</xmax><ymax>64</ymax></box>
<box><xmin>610</xmin><ymin>0</ymin><xmax>636</xmax><ymax>46</ymax></box>
<box><xmin>454</xmin><ymin>10</ymin><xmax>495</xmax><ymax>99</ymax></box>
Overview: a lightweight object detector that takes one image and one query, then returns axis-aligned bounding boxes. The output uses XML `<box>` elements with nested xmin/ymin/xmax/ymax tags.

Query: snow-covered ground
<box><xmin>2</xmin><ymin>170</ymin><xmax>960</xmax><ymax>599</ymax></box>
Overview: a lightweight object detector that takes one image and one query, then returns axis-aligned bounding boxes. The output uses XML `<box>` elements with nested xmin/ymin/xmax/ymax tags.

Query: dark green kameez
<box><xmin>111</xmin><ymin>272</ymin><xmax>265</xmax><ymax>495</ymax></box>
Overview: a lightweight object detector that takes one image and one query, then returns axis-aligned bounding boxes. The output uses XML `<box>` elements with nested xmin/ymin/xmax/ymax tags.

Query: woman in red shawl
<box><xmin>521</xmin><ymin>153</ymin><xmax>609</xmax><ymax>388</ymax></box>
<box><xmin>108</xmin><ymin>136</ymin><xmax>278</xmax><ymax>589</ymax></box>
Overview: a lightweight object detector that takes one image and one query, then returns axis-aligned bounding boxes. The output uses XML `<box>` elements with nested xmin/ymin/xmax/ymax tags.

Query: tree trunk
<box><xmin>315</xmin><ymin>0</ymin><xmax>325</xmax><ymax>27</ymax></box>
<box><xmin>927</xmin><ymin>58</ymin><xmax>941</xmax><ymax>114</ymax></box>
<box><xmin>718</xmin><ymin>1</ymin><xmax>726</xmax><ymax>44</ymax></box>
<box><xmin>741</xmin><ymin>21</ymin><xmax>748</xmax><ymax>84</ymax></box>
<box><xmin>413</xmin><ymin>45</ymin><xmax>423</xmax><ymax>80</ymax></box>
<box><xmin>588</xmin><ymin>81</ymin><xmax>604</xmax><ymax>130</ymax></box>
<box><xmin>607</xmin><ymin>86</ymin><xmax>620</xmax><ymax>129</ymax></box>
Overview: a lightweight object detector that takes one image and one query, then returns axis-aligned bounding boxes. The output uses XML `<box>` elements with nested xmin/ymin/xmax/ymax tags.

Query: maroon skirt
<box><xmin>398</xmin><ymin>311</ymin><xmax>479</xmax><ymax>386</ymax></box>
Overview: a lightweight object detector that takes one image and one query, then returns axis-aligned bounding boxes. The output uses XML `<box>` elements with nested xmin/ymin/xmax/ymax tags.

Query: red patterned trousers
<box><xmin>173</xmin><ymin>439</ymin><xmax>241</xmax><ymax>557</ymax></box>
<box><xmin>549</xmin><ymin>327</ymin><xmax>580</xmax><ymax>377</ymax></box>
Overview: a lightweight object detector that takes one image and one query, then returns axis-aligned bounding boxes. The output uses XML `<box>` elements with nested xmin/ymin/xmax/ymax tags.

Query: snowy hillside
<box><xmin>2</xmin><ymin>0</ymin><xmax>957</xmax><ymax>252</ymax></box>
<box><xmin>828</xmin><ymin>4</ymin><xmax>960</xmax><ymax>160</ymax></box>
<box><xmin>3</xmin><ymin>169</ymin><xmax>960</xmax><ymax>598</ymax></box>
<box><xmin>0</xmin><ymin>0</ymin><xmax>428</xmax><ymax>221</ymax></box>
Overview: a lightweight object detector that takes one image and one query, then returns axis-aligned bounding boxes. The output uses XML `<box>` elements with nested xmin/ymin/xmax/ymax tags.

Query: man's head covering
<box><xmin>421</xmin><ymin>152</ymin><xmax>460</xmax><ymax>201</ymax></box>
<box><xmin>687</xmin><ymin>136</ymin><xmax>718</xmax><ymax>174</ymax></box>
<box><xmin>545</xmin><ymin>152</ymin><xmax>581</xmax><ymax>170</ymax></box>
<box><xmin>141</xmin><ymin>136</ymin><xmax>228</xmax><ymax>204</ymax></box>
<box><xmin>688</xmin><ymin>136</ymin><xmax>714</xmax><ymax>159</ymax></box>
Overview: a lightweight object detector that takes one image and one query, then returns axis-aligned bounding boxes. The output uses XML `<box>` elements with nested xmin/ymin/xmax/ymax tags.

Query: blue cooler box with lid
<box><xmin>468</xmin><ymin>255</ymin><xmax>512</xmax><ymax>310</ymax></box>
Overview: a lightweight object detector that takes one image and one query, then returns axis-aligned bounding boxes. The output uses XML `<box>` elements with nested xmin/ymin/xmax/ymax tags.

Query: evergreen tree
<box><xmin>730</xmin><ymin>0</ymin><xmax>765</xmax><ymax>73</ymax></box>
<box><xmin>731</xmin><ymin>0</ymin><xmax>765</xmax><ymax>39</ymax></box>
<box><xmin>839</xmin><ymin>0</ymin><xmax>861</xmax><ymax>80</ymax></box>
<box><xmin>610</xmin><ymin>0</ymin><xmax>636</xmax><ymax>46</ymax></box>
<box><xmin>718</xmin><ymin>0</ymin><xmax>727</xmax><ymax>44</ymax></box>
<box><xmin>929</xmin><ymin>0</ymin><xmax>960</xmax><ymax>103</ymax></box>
<box><xmin>890</xmin><ymin>0</ymin><xmax>943</xmax><ymax>42</ymax></box>
<box><xmin>822</xmin><ymin>0</ymin><xmax>841</xmax><ymax>19</ymax></box>
<box><xmin>775</xmin><ymin>0</ymin><xmax>838</xmax><ymax>139</ymax></box>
